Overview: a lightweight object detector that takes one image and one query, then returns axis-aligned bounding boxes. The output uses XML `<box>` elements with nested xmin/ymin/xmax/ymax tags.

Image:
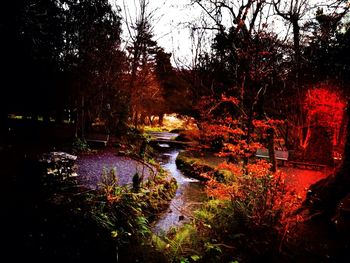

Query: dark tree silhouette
<box><xmin>0</xmin><ymin>0</ymin><xmax>126</xmax><ymax>137</ymax></box>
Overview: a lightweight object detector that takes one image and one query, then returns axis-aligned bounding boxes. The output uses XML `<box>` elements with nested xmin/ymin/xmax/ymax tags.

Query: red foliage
<box><xmin>205</xmin><ymin>160</ymin><xmax>301</xmax><ymax>226</ymax></box>
<box><xmin>206</xmin><ymin>160</ymin><xmax>274</xmax><ymax>200</ymax></box>
<box><xmin>195</xmin><ymin>94</ymin><xmax>287</xmax><ymax>164</ymax></box>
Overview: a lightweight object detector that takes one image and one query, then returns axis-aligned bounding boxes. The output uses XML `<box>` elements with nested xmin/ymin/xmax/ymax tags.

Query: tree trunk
<box><xmin>134</xmin><ymin>111</ymin><xmax>139</xmax><ymax>128</ymax></box>
<box><xmin>81</xmin><ymin>96</ymin><xmax>85</xmax><ymax>139</ymax></box>
<box><xmin>292</xmin><ymin>19</ymin><xmax>300</xmax><ymax>80</ymax></box>
<box><xmin>243</xmin><ymin>111</ymin><xmax>253</xmax><ymax>169</ymax></box>
<box><xmin>267</xmin><ymin>127</ymin><xmax>277</xmax><ymax>172</ymax></box>
<box><xmin>159</xmin><ymin>114</ymin><xmax>164</xmax><ymax>126</ymax></box>
<box><xmin>148</xmin><ymin>115</ymin><xmax>154</xmax><ymax>126</ymax></box>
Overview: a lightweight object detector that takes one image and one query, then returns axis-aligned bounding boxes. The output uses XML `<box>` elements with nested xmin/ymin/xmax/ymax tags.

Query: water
<box><xmin>152</xmin><ymin>148</ymin><xmax>206</xmax><ymax>234</ymax></box>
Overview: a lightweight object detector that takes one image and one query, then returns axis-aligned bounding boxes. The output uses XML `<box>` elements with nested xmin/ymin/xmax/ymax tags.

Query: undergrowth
<box><xmin>156</xmin><ymin>159</ymin><xmax>301</xmax><ymax>263</ymax></box>
<box><xmin>90</xmin><ymin>167</ymin><xmax>177</xmax><ymax>261</ymax></box>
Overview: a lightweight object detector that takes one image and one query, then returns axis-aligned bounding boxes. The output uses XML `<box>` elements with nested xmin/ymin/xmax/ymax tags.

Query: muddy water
<box><xmin>151</xmin><ymin>141</ymin><xmax>206</xmax><ymax>234</ymax></box>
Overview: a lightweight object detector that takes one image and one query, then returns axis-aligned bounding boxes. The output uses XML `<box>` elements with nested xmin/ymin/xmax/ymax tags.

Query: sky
<box><xmin>115</xmin><ymin>0</ymin><xmax>203</xmax><ymax>66</ymax></box>
<box><xmin>114</xmin><ymin>0</ymin><xmax>348</xmax><ymax>67</ymax></box>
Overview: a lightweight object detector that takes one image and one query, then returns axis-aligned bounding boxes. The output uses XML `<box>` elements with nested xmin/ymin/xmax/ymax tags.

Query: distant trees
<box><xmin>124</xmin><ymin>0</ymin><xmax>195</xmax><ymax>127</ymax></box>
<box><xmin>0</xmin><ymin>0</ymin><xmax>196</xmax><ymax>133</ymax></box>
<box><xmin>304</xmin><ymin>6</ymin><xmax>350</xmax><ymax>83</ymax></box>
<box><xmin>1</xmin><ymin>0</ymin><xmax>349</xmax><ymax>143</ymax></box>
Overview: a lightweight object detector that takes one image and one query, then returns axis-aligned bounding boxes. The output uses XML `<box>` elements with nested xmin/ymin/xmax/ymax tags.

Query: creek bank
<box><xmin>15</xmin><ymin>143</ymin><xmax>178</xmax><ymax>261</ymax></box>
<box><xmin>75</xmin><ymin>147</ymin><xmax>179</xmax><ymax>218</ymax></box>
<box><xmin>175</xmin><ymin>151</ymin><xmax>231</xmax><ymax>182</ymax></box>
<box><xmin>147</xmin><ymin>131</ymin><xmax>208</xmax><ymax>234</ymax></box>
<box><xmin>175</xmin><ymin>152</ymin><xmax>214</xmax><ymax>181</ymax></box>
<box><xmin>152</xmin><ymin>149</ymin><xmax>206</xmax><ymax>234</ymax></box>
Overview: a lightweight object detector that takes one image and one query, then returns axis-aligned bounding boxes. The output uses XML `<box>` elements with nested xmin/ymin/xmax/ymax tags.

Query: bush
<box><xmin>91</xmin><ymin>167</ymin><xmax>177</xmax><ymax>260</ymax></box>
<box><xmin>205</xmin><ymin>162</ymin><xmax>300</xmax><ymax>261</ymax></box>
<box><xmin>72</xmin><ymin>137</ymin><xmax>90</xmax><ymax>153</ymax></box>
<box><xmin>164</xmin><ymin>160</ymin><xmax>301</xmax><ymax>262</ymax></box>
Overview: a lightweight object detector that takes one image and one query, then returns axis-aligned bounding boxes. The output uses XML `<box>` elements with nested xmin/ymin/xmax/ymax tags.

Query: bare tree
<box><xmin>190</xmin><ymin>1</ymin><xmax>289</xmax><ymax>169</ymax></box>
<box><xmin>191</xmin><ymin>0</ymin><xmax>272</xmax><ymax>104</ymax></box>
<box><xmin>272</xmin><ymin>0</ymin><xmax>310</xmax><ymax>78</ymax></box>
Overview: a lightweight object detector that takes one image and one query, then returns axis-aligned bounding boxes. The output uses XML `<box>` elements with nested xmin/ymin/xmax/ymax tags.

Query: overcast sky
<box><xmin>114</xmin><ymin>0</ymin><xmax>348</xmax><ymax>67</ymax></box>
<box><xmin>114</xmin><ymin>0</ymin><xmax>202</xmax><ymax>66</ymax></box>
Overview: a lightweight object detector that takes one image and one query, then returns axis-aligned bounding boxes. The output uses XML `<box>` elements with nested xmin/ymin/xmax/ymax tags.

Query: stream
<box><xmin>150</xmin><ymin>132</ymin><xmax>206</xmax><ymax>234</ymax></box>
<box><xmin>77</xmin><ymin>132</ymin><xmax>207</xmax><ymax>234</ymax></box>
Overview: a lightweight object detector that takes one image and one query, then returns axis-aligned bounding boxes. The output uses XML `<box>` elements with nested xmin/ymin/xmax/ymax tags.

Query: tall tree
<box><xmin>191</xmin><ymin>0</ymin><xmax>269</xmax><ymax>104</ymax></box>
<box><xmin>61</xmin><ymin>0</ymin><xmax>124</xmax><ymax>136</ymax></box>
<box><xmin>125</xmin><ymin>0</ymin><xmax>162</xmax><ymax>126</ymax></box>
<box><xmin>0</xmin><ymin>0</ymin><xmax>125</xmax><ymax>136</ymax></box>
<box><xmin>191</xmin><ymin>0</ymin><xmax>290</xmax><ymax>166</ymax></box>
<box><xmin>0</xmin><ymin>0</ymin><xmax>65</xmax><ymax>117</ymax></box>
<box><xmin>304</xmin><ymin>6</ymin><xmax>350</xmax><ymax>82</ymax></box>
<box><xmin>272</xmin><ymin>0</ymin><xmax>310</xmax><ymax>83</ymax></box>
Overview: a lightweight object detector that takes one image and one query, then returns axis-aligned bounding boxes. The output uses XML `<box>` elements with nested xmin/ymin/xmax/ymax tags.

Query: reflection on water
<box><xmin>152</xmin><ymin>148</ymin><xmax>206</xmax><ymax>234</ymax></box>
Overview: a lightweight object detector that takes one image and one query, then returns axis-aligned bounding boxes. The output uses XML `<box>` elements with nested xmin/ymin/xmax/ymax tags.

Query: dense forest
<box><xmin>1</xmin><ymin>0</ymin><xmax>350</xmax><ymax>262</ymax></box>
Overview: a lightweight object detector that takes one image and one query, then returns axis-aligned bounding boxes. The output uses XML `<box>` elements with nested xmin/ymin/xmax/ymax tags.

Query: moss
<box><xmin>176</xmin><ymin>152</ymin><xmax>237</xmax><ymax>183</ymax></box>
<box><xmin>214</xmin><ymin>169</ymin><xmax>235</xmax><ymax>183</ymax></box>
<box><xmin>143</xmin><ymin>176</ymin><xmax>178</xmax><ymax>216</ymax></box>
<box><xmin>175</xmin><ymin>129</ymin><xmax>200</xmax><ymax>142</ymax></box>
<box><xmin>143</xmin><ymin>126</ymin><xmax>166</xmax><ymax>132</ymax></box>
<box><xmin>175</xmin><ymin>152</ymin><xmax>216</xmax><ymax>181</ymax></box>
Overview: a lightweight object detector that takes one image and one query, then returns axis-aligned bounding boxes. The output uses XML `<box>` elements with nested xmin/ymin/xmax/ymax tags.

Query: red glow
<box><xmin>303</xmin><ymin>84</ymin><xmax>345</xmax><ymax>147</ymax></box>
<box><xmin>281</xmin><ymin>167</ymin><xmax>330</xmax><ymax>199</ymax></box>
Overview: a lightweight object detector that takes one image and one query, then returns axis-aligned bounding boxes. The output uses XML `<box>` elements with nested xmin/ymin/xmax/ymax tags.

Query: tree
<box><xmin>0</xmin><ymin>0</ymin><xmax>65</xmax><ymax>117</ymax></box>
<box><xmin>154</xmin><ymin>48</ymin><xmax>193</xmax><ymax>116</ymax></box>
<box><xmin>304</xmin><ymin>6</ymin><xmax>350</xmax><ymax>82</ymax></box>
<box><xmin>191</xmin><ymin>0</ymin><xmax>270</xmax><ymax>103</ymax></box>
<box><xmin>271</xmin><ymin>0</ymin><xmax>349</xmax><ymax>154</ymax></box>
<box><xmin>124</xmin><ymin>0</ymin><xmax>160</xmax><ymax>126</ymax></box>
<box><xmin>190</xmin><ymin>0</ymin><xmax>293</xmax><ymax>167</ymax></box>
<box><xmin>61</xmin><ymin>0</ymin><xmax>124</xmax><ymax>137</ymax></box>
<box><xmin>272</xmin><ymin>0</ymin><xmax>310</xmax><ymax>81</ymax></box>
<box><xmin>0</xmin><ymin>0</ymin><xmax>125</xmax><ymax>137</ymax></box>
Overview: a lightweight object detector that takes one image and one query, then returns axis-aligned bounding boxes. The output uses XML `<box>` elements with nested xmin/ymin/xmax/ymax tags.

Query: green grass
<box><xmin>143</xmin><ymin>126</ymin><xmax>167</xmax><ymax>132</ymax></box>
<box><xmin>177</xmin><ymin>152</ymin><xmax>217</xmax><ymax>169</ymax></box>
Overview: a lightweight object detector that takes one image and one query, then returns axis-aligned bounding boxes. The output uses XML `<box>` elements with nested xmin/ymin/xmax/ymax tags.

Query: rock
<box><xmin>38</xmin><ymin>151</ymin><xmax>77</xmax><ymax>163</ymax></box>
<box><xmin>38</xmin><ymin>151</ymin><xmax>78</xmax><ymax>181</ymax></box>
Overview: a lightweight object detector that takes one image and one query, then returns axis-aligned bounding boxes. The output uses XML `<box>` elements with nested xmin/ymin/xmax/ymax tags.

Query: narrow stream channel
<box><xmin>77</xmin><ymin>132</ymin><xmax>207</xmax><ymax>234</ymax></box>
<box><xmin>150</xmin><ymin>133</ymin><xmax>206</xmax><ymax>234</ymax></box>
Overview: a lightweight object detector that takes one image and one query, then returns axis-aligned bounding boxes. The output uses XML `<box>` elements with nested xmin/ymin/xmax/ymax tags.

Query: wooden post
<box><xmin>267</xmin><ymin>127</ymin><xmax>277</xmax><ymax>172</ymax></box>
<box><xmin>81</xmin><ymin>96</ymin><xmax>85</xmax><ymax>139</ymax></box>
